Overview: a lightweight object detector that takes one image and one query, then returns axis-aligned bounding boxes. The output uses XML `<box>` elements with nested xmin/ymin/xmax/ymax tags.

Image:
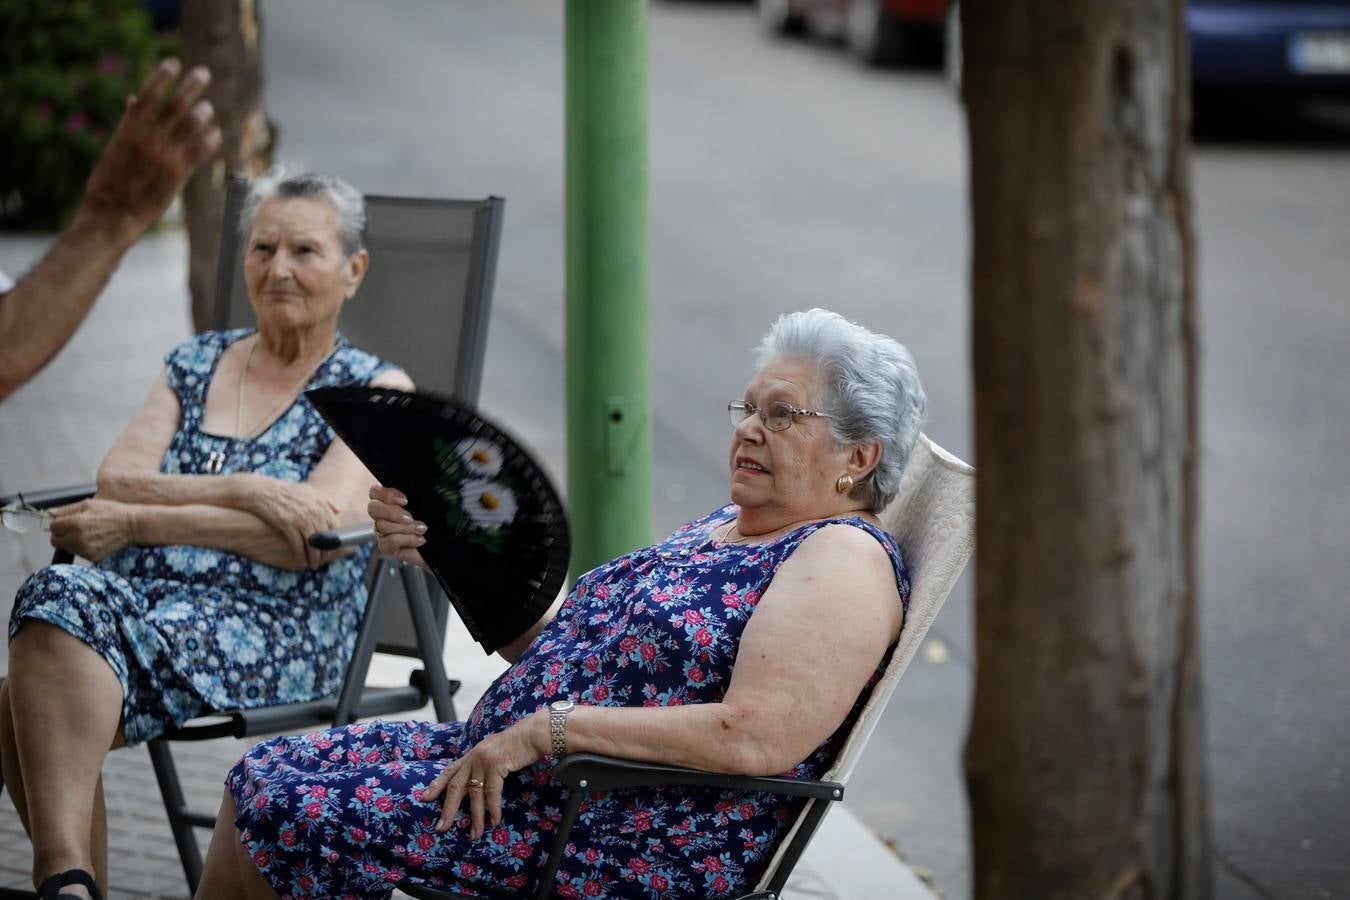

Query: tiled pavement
<box><xmin>0</xmin><ymin>230</ymin><xmax>934</xmax><ymax>898</ymax></box>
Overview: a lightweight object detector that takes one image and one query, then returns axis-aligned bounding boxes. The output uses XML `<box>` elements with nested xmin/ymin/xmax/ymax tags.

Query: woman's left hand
<box><xmin>422</xmin><ymin>711</ymin><xmax>549</xmax><ymax>839</ymax></box>
<box><xmin>49</xmin><ymin>498</ymin><xmax>137</xmax><ymax>561</ymax></box>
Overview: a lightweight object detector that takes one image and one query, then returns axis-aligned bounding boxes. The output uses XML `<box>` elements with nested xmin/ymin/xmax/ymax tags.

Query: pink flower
<box><xmin>584</xmin><ymin>848</ymin><xmax>600</xmax><ymax>864</ymax></box>
<box><xmin>512</xmin><ymin>840</ymin><xmax>532</xmax><ymax>859</ymax></box>
<box><xmin>492</xmin><ymin>826</ymin><xmax>511</xmax><ymax>846</ymax></box>
<box><xmin>280</xmin><ymin>829</ymin><xmax>297</xmax><ymax>847</ymax></box>
<box><xmin>639</xmin><ymin>643</ymin><xmax>657</xmax><ymax>662</ymax></box>
<box><xmin>651</xmin><ymin>874</ymin><xmax>669</xmax><ymax>891</ymax></box>
<box><xmin>583</xmin><ymin>880</ymin><xmax>602</xmax><ymax>896</ymax></box>
<box><xmin>704</xmin><ymin>855</ymin><xmax>724</xmax><ymax>872</ymax></box>
<box><xmin>416</xmin><ymin>832</ymin><xmax>436</xmax><ymax>851</ymax></box>
<box><xmin>374</xmin><ymin>795</ymin><xmax>394</xmax><ymax>813</ymax></box>
<box><xmin>309</xmin><ymin>785</ymin><xmax>328</xmax><ymax>798</ymax></box>
<box><xmin>591</xmin><ymin>684</ymin><xmax>609</xmax><ymax>702</ymax></box>
<box><xmin>355</xmin><ymin>785</ymin><xmax>374</xmax><ymax>803</ymax></box>
<box><xmin>348</xmin><ymin>827</ymin><xmax>367</xmax><ymax>842</ymax></box>
<box><xmin>458</xmin><ymin>863</ymin><xmax>479</xmax><ymax>877</ymax></box>
<box><xmin>304</xmin><ymin>802</ymin><xmax>323</xmax><ymax>819</ymax></box>
<box><xmin>694</xmin><ymin>627</ymin><xmax>713</xmax><ymax>646</ymax></box>
<box><xmin>687</xmin><ymin>666</ymin><xmax>704</xmax><ymax>683</ymax></box>
<box><xmin>685</xmin><ymin>609</ymin><xmax>703</xmax><ymax>624</ymax></box>
<box><xmin>95</xmin><ymin>54</ymin><xmax>125</xmax><ymax>75</ymax></box>
<box><xmin>618</xmin><ymin>636</ymin><xmax>638</xmax><ymax>653</ymax></box>
<box><xmin>629</xmin><ymin>857</ymin><xmax>650</xmax><ymax>875</ymax></box>
<box><xmin>712</xmin><ymin>874</ymin><xmax>731</xmax><ymax>892</ymax></box>
<box><xmin>251</xmin><ymin>849</ymin><xmax>269</xmax><ymax>868</ymax></box>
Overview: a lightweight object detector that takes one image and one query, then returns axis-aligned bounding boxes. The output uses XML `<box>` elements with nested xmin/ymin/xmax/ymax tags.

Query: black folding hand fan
<box><xmin>307</xmin><ymin>385</ymin><xmax>570</xmax><ymax>654</ymax></box>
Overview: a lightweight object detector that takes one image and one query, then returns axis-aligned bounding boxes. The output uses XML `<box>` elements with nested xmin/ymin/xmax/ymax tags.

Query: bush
<box><xmin>0</xmin><ymin>0</ymin><xmax>177</xmax><ymax>231</ymax></box>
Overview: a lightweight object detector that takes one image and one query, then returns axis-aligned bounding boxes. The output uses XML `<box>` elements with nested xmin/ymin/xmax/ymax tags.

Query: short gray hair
<box><xmin>755</xmin><ymin>308</ymin><xmax>927</xmax><ymax>513</ymax></box>
<box><xmin>239</xmin><ymin>167</ymin><xmax>367</xmax><ymax>256</ymax></box>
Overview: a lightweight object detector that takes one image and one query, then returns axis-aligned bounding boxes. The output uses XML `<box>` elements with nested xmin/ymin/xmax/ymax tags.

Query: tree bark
<box><xmin>181</xmin><ymin>0</ymin><xmax>275</xmax><ymax>333</ymax></box>
<box><xmin>961</xmin><ymin>1</ymin><xmax>1207</xmax><ymax>897</ymax></box>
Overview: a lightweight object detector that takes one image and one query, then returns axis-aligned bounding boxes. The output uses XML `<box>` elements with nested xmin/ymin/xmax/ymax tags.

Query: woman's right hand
<box><xmin>369</xmin><ymin>485</ymin><xmax>428</xmax><ymax>568</ymax></box>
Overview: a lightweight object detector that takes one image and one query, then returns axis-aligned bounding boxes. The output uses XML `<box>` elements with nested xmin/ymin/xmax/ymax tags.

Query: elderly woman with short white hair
<box><xmin>1</xmin><ymin>169</ymin><xmax>412</xmax><ymax>900</ymax></box>
<box><xmin>196</xmin><ymin>308</ymin><xmax>926</xmax><ymax>900</ymax></box>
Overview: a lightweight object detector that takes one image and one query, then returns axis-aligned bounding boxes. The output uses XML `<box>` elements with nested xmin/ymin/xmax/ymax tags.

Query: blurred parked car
<box><xmin>1191</xmin><ymin>0</ymin><xmax>1350</xmax><ymax>97</ymax></box>
<box><xmin>759</xmin><ymin>0</ymin><xmax>950</xmax><ymax>66</ymax></box>
<box><xmin>944</xmin><ymin>1</ymin><xmax>1350</xmax><ymax>101</ymax></box>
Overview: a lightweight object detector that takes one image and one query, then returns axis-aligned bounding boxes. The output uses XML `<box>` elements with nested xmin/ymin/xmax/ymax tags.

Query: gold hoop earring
<box><xmin>835</xmin><ymin>474</ymin><xmax>854</xmax><ymax>494</ymax></box>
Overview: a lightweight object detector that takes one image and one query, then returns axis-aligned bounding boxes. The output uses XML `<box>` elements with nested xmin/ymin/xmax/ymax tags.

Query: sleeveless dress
<box><xmin>8</xmin><ymin>328</ymin><xmax>397</xmax><ymax>746</ymax></box>
<box><xmin>226</xmin><ymin>505</ymin><xmax>910</xmax><ymax>899</ymax></box>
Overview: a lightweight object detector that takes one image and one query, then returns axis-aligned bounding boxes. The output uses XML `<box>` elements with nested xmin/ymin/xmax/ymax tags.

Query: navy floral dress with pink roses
<box><xmin>227</xmin><ymin>505</ymin><xmax>909</xmax><ymax>899</ymax></box>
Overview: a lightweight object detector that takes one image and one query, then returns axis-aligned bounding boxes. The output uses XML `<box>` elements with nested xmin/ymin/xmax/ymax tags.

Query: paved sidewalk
<box><xmin>0</xmin><ymin>230</ymin><xmax>935</xmax><ymax>898</ymax></box>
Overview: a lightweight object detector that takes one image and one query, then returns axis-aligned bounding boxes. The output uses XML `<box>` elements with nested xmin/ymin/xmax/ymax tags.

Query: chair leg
<box><xmin>333</xmin><ymin>558</ymin><xmax>398</xmax><ymax>725</ymax></box>
<box><xmin>147</xmin><ymin>739</ymin><xmax>204</xmax><ymax>895</ymax></box>
<box><xmin>401</xmin><ymin>566</ymin><xmax>457</xmax><ymax>721</ymax></box>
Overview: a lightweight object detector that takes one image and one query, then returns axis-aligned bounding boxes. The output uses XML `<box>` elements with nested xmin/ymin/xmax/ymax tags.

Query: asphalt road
<box><xmin>261</xmin><ymin>2</ymin><xmax>1350</xmax><ymax>897</ymax></box>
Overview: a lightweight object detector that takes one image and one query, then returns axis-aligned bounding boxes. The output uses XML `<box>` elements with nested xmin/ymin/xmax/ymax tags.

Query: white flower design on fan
<box><xmin>460</xmin><ymin>478</ymin><xmax>518</xmax><ymax>529</ymax></box>
<box><xmin>455</xmin><ymin>438</ymin><xmax>504</xmax><ymax>477</ymax></box>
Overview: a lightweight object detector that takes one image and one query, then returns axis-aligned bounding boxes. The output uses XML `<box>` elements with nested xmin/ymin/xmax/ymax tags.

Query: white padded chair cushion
<box><xmin>755</xmin><ymin>433</ymin><xmax>975</xmax><ymax>890</ymax></box>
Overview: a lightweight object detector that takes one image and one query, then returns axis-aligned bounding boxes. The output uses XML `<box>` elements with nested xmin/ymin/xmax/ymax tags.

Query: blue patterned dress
<box><xmin>226</xmin><ymin>505</ymin><xmax>909</xmax><ymax>899</ymax></box>
<box><xmin>8</xmin><ymin>329</ymin><xmax>396</xmax><ymax>745</ymax></box>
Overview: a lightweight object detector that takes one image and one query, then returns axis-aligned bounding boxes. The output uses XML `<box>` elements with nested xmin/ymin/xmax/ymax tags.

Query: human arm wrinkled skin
<box><xmin>64</xmin><ymin>367</ymin><xmax>413</xmax><ymax>570</ymax></box>
<box><xmin>0</xmin><ymin>59</ymin><xmax>222</xmax><ymax>403</ymax></box>
<box><xmin>410</xmin><ymin>522</ymin><xmax>904</xmax><ymax>839</ymax></box>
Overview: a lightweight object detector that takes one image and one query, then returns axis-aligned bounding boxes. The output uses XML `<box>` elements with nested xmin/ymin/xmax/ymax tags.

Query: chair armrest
<box><xmin>551</xmin><ymin>753</ymin><xmax>844</xmax><ymax>803</ymax></box>
<box><xmin>308</xmin><ymin>523</ymin><xmax>376</xmax><ymax>551</ymax></box>
<box><xmin>0</xmin><ymin>483</ymin><xmax>97</xmax><ymax>509</ymax></box>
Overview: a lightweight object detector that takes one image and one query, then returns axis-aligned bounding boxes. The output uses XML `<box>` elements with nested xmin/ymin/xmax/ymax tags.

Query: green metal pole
<box><xmin>565</xmin><ymin>0</ymin><xmax>652</xmax><ymax>576</ymax></box>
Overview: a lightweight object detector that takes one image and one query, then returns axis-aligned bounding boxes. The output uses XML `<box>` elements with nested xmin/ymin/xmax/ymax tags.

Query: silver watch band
<box><xmin>549</xmin><ymin>703</ymin><xmax>571</xmax><ymax>757</ymax></box>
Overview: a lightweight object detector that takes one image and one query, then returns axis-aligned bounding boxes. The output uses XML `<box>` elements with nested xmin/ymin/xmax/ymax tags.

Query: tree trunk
<box><xmin>961</xmin><ymin>1</ymin><xmax>1207</xmax><ymax>897</ymax></box>
<box><xmin>181</xmin><ymin>0</ymin><xmax>275</xmax><ymax>333</ymax></box>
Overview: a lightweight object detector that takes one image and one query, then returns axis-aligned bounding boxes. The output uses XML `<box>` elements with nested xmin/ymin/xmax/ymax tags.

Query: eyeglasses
<box><xmin>1</xmin><ymin>496</ymin><xmax>52</xmax><ymax>534</ymax></box>
<box><xmin>728</xmin><ymin>400</ymin><xmax>833</xmax><ymax>433</ymax></box>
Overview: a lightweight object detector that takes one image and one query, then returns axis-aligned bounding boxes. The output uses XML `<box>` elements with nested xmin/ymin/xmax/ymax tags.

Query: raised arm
<box><xmin>424</xmin><ymin>523</ymin><xmax>905</xmax><ymax>837</ymax></box>
<box><xmin>0</xmin><ymin>60</ymin><xmax>221</xmax><ymax>403</ymax></box>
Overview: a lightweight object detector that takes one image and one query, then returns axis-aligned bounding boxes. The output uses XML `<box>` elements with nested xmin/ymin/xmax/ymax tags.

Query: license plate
<box><xmin>1288</xmin><ymin>32</ymin><xmax>1350</xmax><ymax>74</ymax></box>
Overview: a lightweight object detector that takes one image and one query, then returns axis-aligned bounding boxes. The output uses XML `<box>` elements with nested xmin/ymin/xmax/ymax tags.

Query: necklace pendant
<box><xmin>206</xmin><ymin>450</ymin><xmax>224</xmax><ymax>474</ymax></box>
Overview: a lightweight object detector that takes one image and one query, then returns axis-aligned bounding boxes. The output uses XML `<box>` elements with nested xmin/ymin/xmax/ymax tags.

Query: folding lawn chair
<box><xmin>0</xmin><ymin>177</ymin><xmax>505</xmax><ymax>894</ymax></box>
<box><xmin>403</xmin><ymin>433</ymin><xmax>975</xmax><ymax>900</ymax></box>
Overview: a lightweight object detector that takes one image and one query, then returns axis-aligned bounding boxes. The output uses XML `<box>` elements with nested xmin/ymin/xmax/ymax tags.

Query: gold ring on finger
<box><xmin>466</xmin><ymin>778</ymin><xmax>485</xmax><ymax>790</ymax></box>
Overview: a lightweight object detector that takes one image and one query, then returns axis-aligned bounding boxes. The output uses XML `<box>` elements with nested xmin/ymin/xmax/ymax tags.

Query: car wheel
<box><xmin>846</xmin><ymin>0</ymin><xmax>912</xmax><ymax>66</ymax></box>
<box><xmin>758</xmin><ymin>0</ymin><xmax>806</xmax><ymax>35</ymax></box>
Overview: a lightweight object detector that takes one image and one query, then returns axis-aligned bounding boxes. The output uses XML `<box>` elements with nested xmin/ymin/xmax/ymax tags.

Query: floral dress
<box><xmin>226</xmin><ymin>505</ymin><xmax>910</xmax><ymax>899</ymax></box>
<box><xmin>8</xmin><ymin>329</ymin><xmax>396</xmax><ymax>745</ymax></box>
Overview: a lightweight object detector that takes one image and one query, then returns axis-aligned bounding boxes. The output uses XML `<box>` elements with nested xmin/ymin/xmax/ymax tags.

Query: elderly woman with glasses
<box><xmin>194</xmin><ymin>308</ymin><xmax>926</xmax><ymax>900</ymax></box>
<box><xmin>0</xmin><ymin>169</ymin><xmax>411</xmax><ymax>900</ymax></box>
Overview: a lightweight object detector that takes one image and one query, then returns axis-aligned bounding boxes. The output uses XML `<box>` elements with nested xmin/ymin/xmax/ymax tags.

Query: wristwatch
<box><xmin>548</xmin><ymin>699</ymin><xmax>575</xmax><ymax>758</ymax></box>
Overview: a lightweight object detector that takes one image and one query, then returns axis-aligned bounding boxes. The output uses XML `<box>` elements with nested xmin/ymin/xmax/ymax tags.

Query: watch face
<box><xmin>551</xmin><ymin>699</ymin><xmax>574</xmax><ymax>712</ymax></box>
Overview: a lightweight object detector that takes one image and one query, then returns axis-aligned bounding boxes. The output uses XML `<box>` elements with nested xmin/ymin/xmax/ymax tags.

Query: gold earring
<box><xmin>835</xmin><ymin>474</ymin><xmax>854</xmax><ymax>494</ymax></box>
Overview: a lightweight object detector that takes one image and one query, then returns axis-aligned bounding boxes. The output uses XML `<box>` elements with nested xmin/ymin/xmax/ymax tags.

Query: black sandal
<box><xmin>37</xmin><ymin>869</ymin><xmax>101</xmax><ymax>900</ymax></box>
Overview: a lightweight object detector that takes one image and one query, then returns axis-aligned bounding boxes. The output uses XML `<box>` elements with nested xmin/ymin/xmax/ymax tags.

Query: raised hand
<box><xmin>81</xmin><ymin>58</ymin><xmax>223</xmax><ymax>236</ymax></box>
